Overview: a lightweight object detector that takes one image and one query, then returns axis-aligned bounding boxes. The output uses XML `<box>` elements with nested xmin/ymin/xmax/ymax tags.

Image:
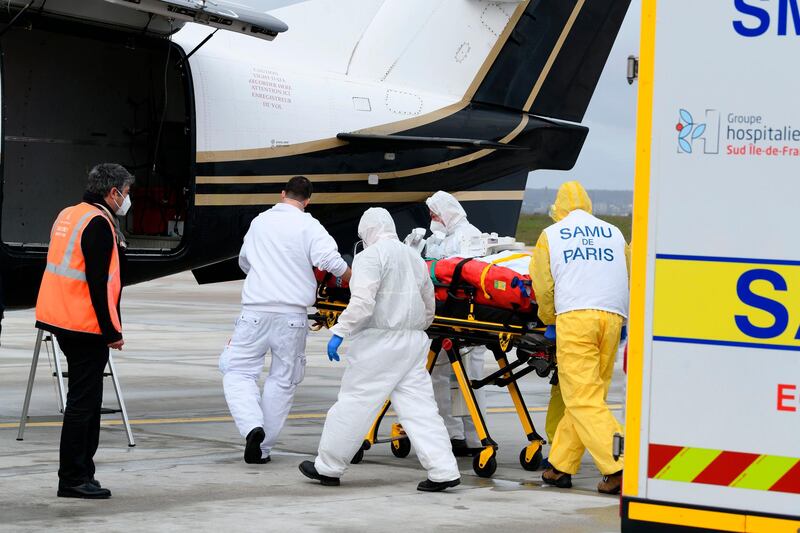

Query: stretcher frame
<box><xmin>311</xmin><ymin>297</ymin><xmax>556</xmax><ymax>478</ymax></box>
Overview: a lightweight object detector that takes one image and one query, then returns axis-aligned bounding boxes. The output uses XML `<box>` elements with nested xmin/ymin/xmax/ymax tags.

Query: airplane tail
<box><xmin>271</xmin><ymin>0</ymin><xmax>630</xmax><ymax>123</ymax></box>
<box><xmin>469</xmin><ymin>0</ymin><xmax>632</xmax><ymax>122</ymax></box>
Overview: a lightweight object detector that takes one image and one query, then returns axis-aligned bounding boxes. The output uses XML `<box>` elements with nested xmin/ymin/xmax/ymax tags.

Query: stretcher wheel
<box><xmin>472</xmin><ymin>451</ymin><xmax>498</xmax><ymax>478</ymax></box>
<box><xmin>391</xmin><ymin>437</ymin><xmax>411</xmax><ymax>458</ymax></box>
<box><xmin>519</xmin><ymin>446</ymin><xmax>543</xmax><ymax>471</ymax></box>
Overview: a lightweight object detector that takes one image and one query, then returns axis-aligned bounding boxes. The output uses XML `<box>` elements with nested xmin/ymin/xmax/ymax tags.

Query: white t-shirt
<box><xmin>239</xmin><ymin>203</ymin><xmax>348</xmax><ymax>314</ymax></box>
<box><xmin>543</xmin><ymin>209</ymin><xmax>629</xmax><ymax>318</ymax></box>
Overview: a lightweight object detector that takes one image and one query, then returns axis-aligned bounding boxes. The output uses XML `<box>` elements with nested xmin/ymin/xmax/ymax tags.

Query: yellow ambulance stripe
<box><xmin>653</xmin><ymin>256</ymin><xmax>800</xmax><ymax>350</ymax></box>
<box><xmin>731</xmin><ymin>455</ymin><xmax>798</xmax><ymax>491</ymax></box>
<box><xmin>629</xmin><ymin>502</ymin><xmax>800</xmax><ymax>532</ymax></box>
<box><xmin>629</xmin><ymin>502</ymin><xmax>745</xmax><ymax>532</ymax></box>
<box><xmin>655</xmin><ymin>447</ymin><xmax>721</xmax><ymax>482</ymax></box>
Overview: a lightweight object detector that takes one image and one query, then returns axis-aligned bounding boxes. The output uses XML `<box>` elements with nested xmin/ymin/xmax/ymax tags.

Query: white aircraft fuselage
<box><xmin>0</xmin><ymin>0</ymin><xmax>631</xmax><ymax>306</ymax></box>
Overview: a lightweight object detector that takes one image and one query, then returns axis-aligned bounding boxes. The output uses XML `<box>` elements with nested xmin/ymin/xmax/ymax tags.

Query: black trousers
<box><xmin>56</xmin><ymin>334</ymin><xmax>109</xmax><ymax>487</ymax></box>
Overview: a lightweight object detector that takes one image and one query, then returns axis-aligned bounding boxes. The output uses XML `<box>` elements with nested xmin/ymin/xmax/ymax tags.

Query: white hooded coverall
<box><xmin>313</xmin><ymin>208</ymin><xmax>460</xmax><ymax>482</ymax></box>
<box><xmin>220</xmin><ymin>203</ymin><xmax>348</xmax><ymax>458</ymax></box>
<box><xmin>424</xmin><ymin>191</ymin><xmax>486</xmax><ymax>447</ymax></box>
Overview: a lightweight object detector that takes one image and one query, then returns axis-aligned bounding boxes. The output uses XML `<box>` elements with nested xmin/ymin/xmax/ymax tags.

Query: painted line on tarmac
<box><xmin>0</xmin><ymin>405</ymin><xmax>622</xmax><ymax>430</ymax></box>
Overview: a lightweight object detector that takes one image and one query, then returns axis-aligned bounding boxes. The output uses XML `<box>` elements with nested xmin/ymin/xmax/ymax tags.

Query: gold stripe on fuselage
<box><xmin>196</xmin><ymin>115</ymin><xmax>534</xmax><ymax>185</ymax></box>
<box><xmin>197</xmin><ymin>173</ymin><xmax>363</xmax><ymax>185</ymax></box>
<box><xmin>523</xmin><ymin>0</ymin><xmax>586</xmax><ymax>112</ymax></box>
<box><xmin>194</xmin><ymin>189</ymin><xmax>524</xmax><ymax>207</ymax></box>
<box><xmin>197</xmin><ymin>146</ymin><xmax>499</xmax><ymax>185</ymax></box>
<box><xmin>462</xmin><ymin>0</ymin><xmax>531</xmax><ymax>100</ymax></box>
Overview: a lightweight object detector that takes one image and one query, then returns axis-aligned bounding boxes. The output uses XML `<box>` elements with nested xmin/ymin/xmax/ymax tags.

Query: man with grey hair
<box><xmin>36</xmin><ymin>163</ymin><xmax>135</xmax><ymax>499</ymax></box>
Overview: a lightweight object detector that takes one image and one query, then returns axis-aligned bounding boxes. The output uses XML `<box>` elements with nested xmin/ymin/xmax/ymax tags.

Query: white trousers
<box><xmin>219</xmin><ymin>310</ymin><xmax>307</xmax><ymax>457</ymax></box>
<box><xmin>314</xmin><ymin>329</ymin><xmax>460</xmax><ymax>482</ymax></box>
<box><xmin>431</xmin><ymin>347</ymin><xmax>487</xmax><ymax>448</ymax></box>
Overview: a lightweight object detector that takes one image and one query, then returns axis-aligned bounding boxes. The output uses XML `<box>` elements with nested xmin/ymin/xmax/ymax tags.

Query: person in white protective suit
<box><xmin>299</xmin><ymin>208</ymin><xmax>461</xmax><ymax>492</ymax></box>
<box><xmin>220</xmin><ymin>176</ymin><xmax>351</xmax><ymax>465</ymax></box>
<box><xmin>424</xmin><ymin>191</ymin><xmax>487</xmax><ymax>456</ymax></box>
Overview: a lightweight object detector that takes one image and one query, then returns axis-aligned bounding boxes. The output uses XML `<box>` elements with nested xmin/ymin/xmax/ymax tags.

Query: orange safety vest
<box><xmin>35</xmin><ymin>202</ymin><xmax>122</xmax><ymax>335</ymax></box>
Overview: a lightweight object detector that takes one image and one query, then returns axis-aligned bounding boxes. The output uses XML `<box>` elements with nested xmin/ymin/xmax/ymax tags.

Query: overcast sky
<box><xmin>240</xmin><ymin>0</ymin><xmax>642</xmax><ymax>191</ymax></box>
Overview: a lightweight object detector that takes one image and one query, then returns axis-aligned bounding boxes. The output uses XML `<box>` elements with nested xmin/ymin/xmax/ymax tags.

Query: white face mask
<box><xmin>113</xmin><ymin>189</ymin><xmax>132</xmax><ymax>216</ymax></box>
<box><xmin>430</xmin><ymin>220</ymin><xmax>446</xmax><ymax>234</ymax></box>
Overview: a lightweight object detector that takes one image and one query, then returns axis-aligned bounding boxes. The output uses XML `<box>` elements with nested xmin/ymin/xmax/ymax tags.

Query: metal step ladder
<box><xmin>17</xmin><ymin>329</ymin><xmax>135</xmax><ymax>447</ymax></box>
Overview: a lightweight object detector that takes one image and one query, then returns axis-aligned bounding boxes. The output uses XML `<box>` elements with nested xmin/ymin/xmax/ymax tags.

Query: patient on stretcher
<box><xmin>315</xmin><ymin>244</ymin><xmax>542</xmax><ymax>328</ymax></box>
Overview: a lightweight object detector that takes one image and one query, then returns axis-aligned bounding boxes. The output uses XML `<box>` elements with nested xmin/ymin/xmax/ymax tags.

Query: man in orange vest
<box><xmin>36</xmin><ymin>163</ymin><xmax>134</xmax><ymax>499</ymax></box>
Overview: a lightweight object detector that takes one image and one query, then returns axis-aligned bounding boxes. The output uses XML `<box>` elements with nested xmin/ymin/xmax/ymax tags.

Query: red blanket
<box><xmin>426</xmin><ymin>257</ymin><xmax>534</xmax><ymax>313</ymax></box>
<box><xmin>315</xmin><ymin>257</ymin><xmax>534</xmax><ymax>314</ymax></box>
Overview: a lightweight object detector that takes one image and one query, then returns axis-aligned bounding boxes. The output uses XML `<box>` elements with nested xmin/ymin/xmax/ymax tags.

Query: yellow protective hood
<box><xmin>549</xmin><ymin>181</ymin><xmax>593</xmax><ymax>222</ymax></box>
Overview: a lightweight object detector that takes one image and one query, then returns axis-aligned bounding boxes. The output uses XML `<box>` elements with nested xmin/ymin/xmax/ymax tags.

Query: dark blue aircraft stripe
<box><xmin>653</xmin><ymin>336</ymin><xmax>800</xmax><ymax>352</ymax></box>
<box><xmin>656</xmin><ymin>254</ymin><xmax>800</xmax><ymax>267</ymax></box>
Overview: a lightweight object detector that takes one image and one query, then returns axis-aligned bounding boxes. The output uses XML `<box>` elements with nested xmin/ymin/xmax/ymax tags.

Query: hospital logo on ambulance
<box><xmin>676</xmin><ymin>108</ymin><xmax>720</xmax><ymax>154</ymax></box>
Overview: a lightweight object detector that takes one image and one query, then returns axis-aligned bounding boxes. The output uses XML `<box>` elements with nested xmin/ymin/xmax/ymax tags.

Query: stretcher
<box><xmin>310</xmin><ymin>266</ymin><xmax>557</xmax><ymax>478</ymax></box>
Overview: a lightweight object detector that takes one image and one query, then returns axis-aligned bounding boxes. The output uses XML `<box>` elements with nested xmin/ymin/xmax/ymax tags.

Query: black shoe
<box><xmin>450</xmin><ymin>438</ymin><xmax>476</xmax><ymax>457</ymax></box>
<box><xmin>542</xmin><ymin>467</ymin><xmax>573</xmax><ymax>489</ymax></box>
<box><xmin>417</xmin><ymin>478</ymin><xmax>461</xmax><ymax>492</ymax></box>
<box><xmin>450</xmin><ymin>438</ymin><xmax>466</xmax><ymax>450</ymax></box>
<box><xmin>57</xmin><ymin>483</ymin><xmax>111</xmax><ymax>499</ymax></box>
<box><xmin>245</xmin><ymin>427</ymin><xmax>267</xmax><ymax>464</ymax></box>
<box><xmin>298</xmin><ymin>460</ymin><xmax>340</xmax><ymax>486</ymax></box>
<box><xmin>89</xmin><ymin>479</ymin><xmax>101</xmax><ymax>488</ymax></box>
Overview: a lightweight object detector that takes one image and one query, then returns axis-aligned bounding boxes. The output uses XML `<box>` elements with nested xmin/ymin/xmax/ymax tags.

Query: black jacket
<box><xmin>37</xmin><ymin>192</ymin><xmax>126</xmax><ymax>343</ymax></box>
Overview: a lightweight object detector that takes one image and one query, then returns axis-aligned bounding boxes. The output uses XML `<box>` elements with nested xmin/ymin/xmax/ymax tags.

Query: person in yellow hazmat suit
<box><xmin>530</xmin><ymin>181</ymin><xmax>630</xmax><ymax>495</ymax></box>
<box><xmin>544</xmin><ymin>385</ymin><xmax>565</xmax><ymax>452</ymax></box>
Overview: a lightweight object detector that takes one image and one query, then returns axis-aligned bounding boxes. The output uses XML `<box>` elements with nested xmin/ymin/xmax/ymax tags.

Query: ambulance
<box><xmin>621</xmin><ymin>1</ymin><xmax>800</xmax><ymax>531</ymax></box>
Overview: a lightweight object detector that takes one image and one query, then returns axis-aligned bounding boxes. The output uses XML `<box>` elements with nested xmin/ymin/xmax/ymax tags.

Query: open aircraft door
<box><xmin>0</xmin><ymin>0</ymin><xmax>297</xmax><ymax>304</ymax></box>
<box><xmin>622</xmin><ymin>1</ymin><xmax>800</xmax><ymax>531</ymax></box>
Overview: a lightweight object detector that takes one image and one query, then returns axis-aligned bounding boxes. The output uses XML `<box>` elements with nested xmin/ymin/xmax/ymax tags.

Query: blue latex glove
<box><xmin>512</xmin><ymin>277</ymin><xmax>528</xmax><ymax>298</ymax></box>
<box><xmin>620</xmin><ymin>325</ymin><xmax>627</xmax><ymax>342</ymax></box>
<box><xmin>544</xmin><ymin>325</ymin><xmax>556</xmax><ymax>341</ymax></box>
<box><xmin>327</xmin><ymin>335</ymin><xmax>343</xmax><ymax>362</ymax></box>
<box><xmin>518</xmin><ymin>283</ymin><xmax>529</xmax><ymax>299</ymax></box>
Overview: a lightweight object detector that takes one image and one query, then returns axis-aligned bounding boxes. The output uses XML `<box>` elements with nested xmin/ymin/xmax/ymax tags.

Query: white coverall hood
<box><xmin>425</xmin><ymin>191</ymin><xmax>468</xmax><ymax>234</ymax></box>
<box><xmin>358</xmin><ymin>208</ymin><xmax>398</xmax><ymax>248</ymax></box>
<box><xmin>424</xmin><ymin>192</ymin><xmax>481</xmax><ymax>259</ymax></box>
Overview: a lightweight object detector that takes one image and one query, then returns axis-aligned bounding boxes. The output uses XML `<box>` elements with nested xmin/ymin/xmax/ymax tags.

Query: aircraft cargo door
<box><xmin>0</xmin><ymin>16</ymin><xmax>194</xmax><ymax>254</ymax></box>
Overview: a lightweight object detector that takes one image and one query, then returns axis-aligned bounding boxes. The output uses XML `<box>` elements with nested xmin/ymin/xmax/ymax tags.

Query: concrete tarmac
<box><xmin>0</xmin><ymin>273</ymin><xmax>625</xmax><ymax>532</ymax></box>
